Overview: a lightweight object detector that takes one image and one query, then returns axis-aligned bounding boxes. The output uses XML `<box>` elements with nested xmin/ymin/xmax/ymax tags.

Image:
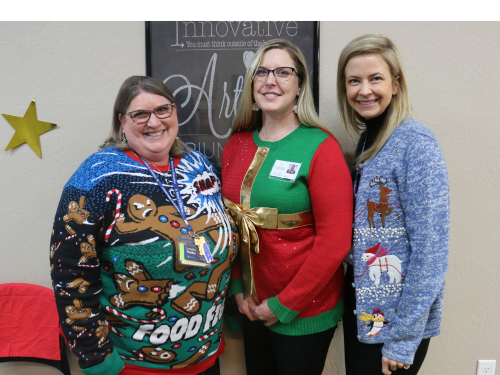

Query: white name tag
<box><xmin>269</xmin><ymin>160</ymin><xmax>302</xmax><ymax>182</ymax></box>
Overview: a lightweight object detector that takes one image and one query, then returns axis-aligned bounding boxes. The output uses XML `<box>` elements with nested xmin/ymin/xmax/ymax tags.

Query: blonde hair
<box><xmin>231</xmin><ymin>39</ymin><xmax>330</xmax><ymax>137</ymax></box>
<box><xmin>100</xmin><ymin>76</ymin><xmax>187</xmax><ymax>157</ymax></box>
<box><xmin>337</xmin><ymin>34</ymin><xmax>411</xmax><ymax>169</ymax></box>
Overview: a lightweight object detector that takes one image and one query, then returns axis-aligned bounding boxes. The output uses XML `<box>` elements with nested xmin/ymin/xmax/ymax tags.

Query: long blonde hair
<box><xmin>231</xmin><ymin>39</ymin><xmax>330</xmax><ymax>137</ymax></box>
<box><xmin>337</xmin><ymin>34</ymin><xmax>411</xmax><ymax>169</ymax></box>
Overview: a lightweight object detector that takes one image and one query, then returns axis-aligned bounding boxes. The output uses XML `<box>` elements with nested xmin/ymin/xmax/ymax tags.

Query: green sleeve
<box><xmin>228</xmin><ymin>278</ymin><xmax>243</xmax><ymax>297</ymax></box>
<box><xmin>268</xmin><ymin>295</ymin><xmax>300</xmax><ymax>324</ymax></box>
<box><xmin>81</xmin><ymin>350</ymin><xmax>124</xmax><ymax>375</ymax></box>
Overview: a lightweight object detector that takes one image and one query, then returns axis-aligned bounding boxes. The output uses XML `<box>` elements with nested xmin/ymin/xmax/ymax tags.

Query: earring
<box><xmin>121</xmin><ymin>133</ymin><xmax>127</xmax><ymax>143</ymax></box>
<box><xmin>293</xmin><ymin>105</ymin><xmax>298</xmax><ymax>114</ymax></box>
<box><xmin>252</xmin><ymin>103</ymin><xmax>260</xmax><ymax>112</ymax></box>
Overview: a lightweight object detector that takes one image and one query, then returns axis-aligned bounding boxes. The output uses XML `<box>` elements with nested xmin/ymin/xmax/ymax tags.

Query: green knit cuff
<box><xmin>268</xmin><ymin>298</ymin><xmax>344</xmax><ymax>336</ymax></box>
<box><xmin>82</xmin><ymin>349</ymin><xmax>124</xmax><ymax>375</ymax></box>
<box><xmin>228</xmin><ymin>278</ymin><xmax>243</xmax><ymax>297</ymax></box>
<box><xmin>268</xmin><ymin>295</ymin><xmax>300</xmax><ymax>324</ymax></box>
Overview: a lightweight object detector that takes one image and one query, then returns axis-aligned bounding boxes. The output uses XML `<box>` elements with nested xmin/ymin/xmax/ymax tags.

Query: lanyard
<box><xmin>353</xmin><ymin>134</ymin><xmax>368</xmax><ymax>196</ymax></box>
<box><xmin>139</xmin><ymin>155</ymin><xmax>194</xmax><ymax>234</ymax></box>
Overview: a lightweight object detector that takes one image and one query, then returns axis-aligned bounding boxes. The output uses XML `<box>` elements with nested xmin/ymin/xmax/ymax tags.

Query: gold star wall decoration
<box><xmin>3</xmin><ymin>98</ymin><xmax>57</xmax><ymax>158</ymax></box>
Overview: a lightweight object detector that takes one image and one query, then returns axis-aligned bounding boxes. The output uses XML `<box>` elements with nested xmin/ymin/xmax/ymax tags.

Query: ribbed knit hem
<box><xmin>228</xmin><ymin>279</ymin><xmax>243</xmax><ymax>297</ymax></box>
<box><xmin>82</xmin><ymin>349</ymin><xmax>124</xmax><ymax>375</ymax></box>
<box><xmin>268</xmin><ymin>298</ymin><xmax>344</xmax><ymax>336</ymax></box>
<box><xmin>268</xmin><ymin>295</ymin><xmax>300</xmax><ymax>324</ymax></box>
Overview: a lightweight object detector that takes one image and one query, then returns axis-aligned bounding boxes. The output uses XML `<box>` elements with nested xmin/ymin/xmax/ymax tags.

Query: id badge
<box><xmin>269</xmin><ymin>160</ymin><xmax>302</xmax><ymax>183</ymax></box>
<box><xmin>178</xmin><ymin>237</ymin><xmax>212</xmax><ymax>268</ymax></box>
<box><xmin>195</xmin><ymin>236</ymin><xmax>214</xmax><ymax>263</ymax></box>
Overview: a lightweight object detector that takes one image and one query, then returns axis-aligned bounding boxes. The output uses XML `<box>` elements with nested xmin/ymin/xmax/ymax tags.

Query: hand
<box><xmin>234</xmin><ymin>293</ymin><xmax>258</xmax><ymax>321</ymax></box>
<box><xmin>248</xmin><ymin>299</ymin><xmax>279</xmax><ymax>327</ymax></box>
<box><xmin>382</xmin><ymin>355</ymin><xmax>410</xmax><ymax>374</ymax></box>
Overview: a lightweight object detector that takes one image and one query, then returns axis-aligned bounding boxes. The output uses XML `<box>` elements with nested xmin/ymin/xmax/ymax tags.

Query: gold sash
<box><xmin>224</xmin><ymin>146</ymin><xmax>314</xmax><ymax>301</ymax></box>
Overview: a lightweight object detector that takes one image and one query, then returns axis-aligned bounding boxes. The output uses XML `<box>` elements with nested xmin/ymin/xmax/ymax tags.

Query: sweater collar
<box><xmin>253</xmin><ymin>124</ymin><xmax>305</xmax><ymax>149</ymax></box>
<box><xmin>363</xmin><ymin>107</ymin><xmax>388</xmax><ymax>147</ymax></box>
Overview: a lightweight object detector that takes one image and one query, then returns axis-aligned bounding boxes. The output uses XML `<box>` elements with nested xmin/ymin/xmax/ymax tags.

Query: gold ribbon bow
<box><xmin>224</xmin><ymin>197</ymin><xmax>315</xmax><ymax>301</ymax></box>
<box><xmin>224</xmin><ymin>198</ymin><xmax>278</xmax><ymax>301</ymax></box>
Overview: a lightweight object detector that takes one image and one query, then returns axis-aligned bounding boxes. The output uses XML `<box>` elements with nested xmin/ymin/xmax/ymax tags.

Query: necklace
<box><xmin>150</xmin><ymin>162</ymin><xmax>166</xmax><ymax>176</ymax></box>
<box><xmin>261</xmin><ymin>124</ymin><xmax>297</xmax><ymax>142</ymax></box>
<box><xmin>133</xmin><ymin>152</ymin><xmax>168</xmax><ymax>172</ymax></box>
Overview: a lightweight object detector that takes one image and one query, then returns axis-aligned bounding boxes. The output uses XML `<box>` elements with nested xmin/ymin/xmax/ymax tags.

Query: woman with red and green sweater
<box><xmin>221</xmin><ymin>39</ymin><xmax>353</xmax><ymax>375</ymax></box>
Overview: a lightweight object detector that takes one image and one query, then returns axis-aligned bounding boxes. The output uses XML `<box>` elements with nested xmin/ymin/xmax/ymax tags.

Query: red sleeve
<box><xmin>221</xmin><ymin>137</ymin><xmax>232</xmax><ymax>188</ymax></box>
<box><xmin>275</xmin><ymin>136</ymin><xmax>353</xmax><ymax>312</ymax></box>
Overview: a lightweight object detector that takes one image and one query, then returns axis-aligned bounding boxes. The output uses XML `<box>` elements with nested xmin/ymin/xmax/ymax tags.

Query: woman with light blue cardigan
<box><xmin>337</xmin><ymin>34</ymin><xmax>450</xmax><ymax>375</ymax></box>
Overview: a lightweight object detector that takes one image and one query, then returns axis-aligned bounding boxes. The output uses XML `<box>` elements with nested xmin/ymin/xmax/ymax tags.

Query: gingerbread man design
<box><xmin>109</xmin><ymin>260</ymin><xmax>174</xmax><ymax>318</ymax></box>
<box><xmin>63</xmin><ymin>196</ymin><xmax>90</xmax><ymax>224</ymax></box>
<box><xmin>114</xmin><ymin>194</ymin><xmax>223</xmax><ymax>273</ymax></box>
<box><xmin>171</xmin><ymin>235</ymin><xmax>238</xmax><ymax>316</ymax></box>
<box><xmin>65</xmin><ymin>298</ymin><xmax>93</xmax><ymax>324</ymax></box>
<box><xmin>171</xmin><ymin>341</ymin><xmax>212</xmax><ymax>369</ymax></box>
<box><xmin>126</xmin><ymin>341</ymin><xmax>211</xmax><ymax>368</ymax></box>
<box><xmin>79</xmin><ymin>234</ymin><xmax>97</xmax><ymax>265</ymax></box>
<box><xmin>95</xmin><ymin>320</ymin><xmax>109</xmax><ymax>346</ymax></box>
<box><xmin>136</xmin><ymin>347</ymin><xmax>177</xmax><ymax>364</ymax></box>
<box><xmin>66</xmin><ymin>278</ymin><xmax>90</xmax><ymax>293</ymax></box>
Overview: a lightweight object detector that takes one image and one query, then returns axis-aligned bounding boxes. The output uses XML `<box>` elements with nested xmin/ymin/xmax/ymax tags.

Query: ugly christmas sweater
<box><xmin>348</xmin><ymin>119</ymin><xmax>450</xmax><ymax>364</ymax></box>
<box><xmin>221</xmin><ymin>125</ymin><xmax>353</xmax><ymax>335</ymax></box>
<box><xmin>50</xmin><ymin>147</ymin><xmax>238</xmax><ymax>375</ymax></box>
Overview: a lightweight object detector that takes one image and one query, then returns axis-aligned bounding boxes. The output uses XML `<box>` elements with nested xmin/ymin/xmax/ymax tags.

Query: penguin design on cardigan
<box><xmin>359</xmin><ymin>307</ymin><xmax>390</xmax><ymax>337</ymax></box>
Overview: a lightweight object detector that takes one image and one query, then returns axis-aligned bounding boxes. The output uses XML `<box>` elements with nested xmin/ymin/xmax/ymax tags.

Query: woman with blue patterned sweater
<box><xmin>337</xmin><ymin>35</ymin><xmax>450</xmax><ymax>375</ymax></box>
<box><xmin>50</xmin><ymin>76</ymin><xmax>238</xmax><ymax>375</ymax></box>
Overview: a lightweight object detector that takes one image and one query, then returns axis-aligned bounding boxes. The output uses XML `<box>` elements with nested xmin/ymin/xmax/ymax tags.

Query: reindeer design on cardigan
<box><xmin>367</xmin><ymin>176</ymin><xmax>394</xmax><ymax>228</ymax></box>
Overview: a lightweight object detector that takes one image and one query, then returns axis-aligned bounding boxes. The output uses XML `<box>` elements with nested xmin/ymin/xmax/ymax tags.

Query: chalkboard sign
<box><xmin>146</xmin><ymin>21</ymin><xmax>319</xmax><ymax>173</ymax></box>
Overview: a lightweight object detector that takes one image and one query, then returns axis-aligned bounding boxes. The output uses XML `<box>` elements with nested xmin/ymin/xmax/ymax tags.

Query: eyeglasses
<box><xmin>126</xmin><ymin>104</ymin><xmax>176</xmax><ymax>124</ymax></box>
<box><xmin>253</xmin><ymin>67</ymin><xmax>299</xmax><ymax>82</ymax></box>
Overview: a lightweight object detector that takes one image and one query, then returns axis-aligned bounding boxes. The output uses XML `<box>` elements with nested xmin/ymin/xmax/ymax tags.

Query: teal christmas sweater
<box><xmin>222</xmin><ymin>125</ymin><xmax>353</xmax><ymax>335</ymax></box>
<box><xmin>50</xmin><ymin>148</ymin><xmax>238</xmax><ymax>375</ymax></box>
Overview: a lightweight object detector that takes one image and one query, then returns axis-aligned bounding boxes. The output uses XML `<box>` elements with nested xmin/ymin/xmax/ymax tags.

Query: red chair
<box><xmin>0</xmin><ymin>283</ymin><xmax>70</xmax><ymax>374</ymax></box>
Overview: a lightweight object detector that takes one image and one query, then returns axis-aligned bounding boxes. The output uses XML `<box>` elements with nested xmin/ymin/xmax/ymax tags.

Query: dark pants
<box><xmin>242</xmin><ymin>316</ymin><xmax>336</xmax><ymax>375</ymax></box>
<box><xmin>197</xmin><ymin>358</ymin><xmax>220</xmax><ymax>375</ymax></box>
<box><xmin>343</xmin><ymin>264</ymin><xmax>430</xmax><ymax>375</ymax></box>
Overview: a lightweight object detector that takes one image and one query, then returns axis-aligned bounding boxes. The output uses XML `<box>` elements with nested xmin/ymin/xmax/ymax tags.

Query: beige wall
<box><xmin>0</xmin><ymin>21</ymin><xmax>146</xmax><ymax>375</ymax></box>
<box><xmin>0</xmin><ymin>21</ymin><xmax>498</xmax><ymax>375</ymax></box>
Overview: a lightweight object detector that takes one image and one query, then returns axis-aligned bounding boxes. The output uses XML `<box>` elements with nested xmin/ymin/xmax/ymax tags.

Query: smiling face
<box><xmin>253</xmin><ymin>48</ymin><xmax>301</xmax><ymax>120</ymax></box>
<box><xmin>345</xmin><ymin>53</ymin><xmax>398</xmax><ymax>120</ymax></box>
<box><xmin>119</xmin><ymin>92</ymin><xmax>178</xmax><ymax>165</ymax></box>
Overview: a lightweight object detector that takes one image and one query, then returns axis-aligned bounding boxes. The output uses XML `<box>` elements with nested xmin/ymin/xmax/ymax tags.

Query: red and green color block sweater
<box><xmin>221</xmin><ymin>125</ymin><xmax>353</xmax><ymax>335</ymax></box>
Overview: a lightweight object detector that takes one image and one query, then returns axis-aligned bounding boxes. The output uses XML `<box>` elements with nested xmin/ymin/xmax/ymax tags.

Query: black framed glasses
<box><xmin>253</xmin><ymin>67</ymin><xmax>299</xmax><ymax>82</ymax></box>
<box><xmin>126</xmin><ymin>104</ymin><xmax>176</xmax><ymax>124</ymax></box>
